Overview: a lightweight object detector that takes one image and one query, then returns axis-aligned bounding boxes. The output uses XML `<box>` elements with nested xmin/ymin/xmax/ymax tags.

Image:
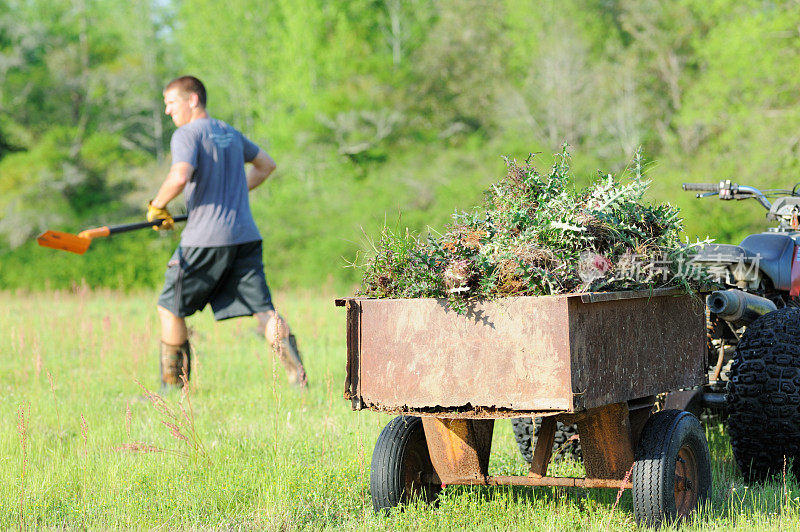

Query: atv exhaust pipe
<box><xmin>707</xmin><ymin>289</ymin><xmax>777</xmax><ymax>326</ymax></box>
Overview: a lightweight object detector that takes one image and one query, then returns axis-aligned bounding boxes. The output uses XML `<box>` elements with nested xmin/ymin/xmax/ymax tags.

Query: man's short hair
<box><xmin>164</xmin><ymin>76</ymin><xmax>207</xmax><ymax>107</ymax></box>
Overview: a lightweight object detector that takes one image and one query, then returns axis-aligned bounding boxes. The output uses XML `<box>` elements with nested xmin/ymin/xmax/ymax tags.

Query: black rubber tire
<box><xmin>726</xmin><ymin>307</ymin><xmax>800</xmax><ymax>481</ymax></box>
<box><xmin>370</xmin><ymin>416</ymin><xmax>441</xmax><ymax>511</ymax></box>
<box><xmin>632</xmin><ymin>409</ymin><xmax>711</xmax><ymax>527</ymax></box>
<box><xmin>510</xmin><ymin>417</ymin><xmax>581</xmax><ymax>463</ymax></box>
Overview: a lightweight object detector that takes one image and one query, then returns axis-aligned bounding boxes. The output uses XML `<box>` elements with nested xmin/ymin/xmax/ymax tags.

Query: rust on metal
<box><xmin>491</xmin><ymin>476</ymin><xmax>633</xmax><ymax>489</ymax></box>
<box><xmin>663</xmin><ymin>388</ymin><xmax>704</xmax><ymax>413</ymax></box>
<box><xmin>338</xmin><ymin>291</ymin><xmax>705</xmax><ymax>416</ymax></box>
<box><xmin>575</xmin><ymin>402</ymin><xmax>635</xmax><ymax>480</ymax></box>
<box><xmin>529</xmin><ymin>416</ymin><xmax>557</xmax><ymax>478</ymax></box>
<box><xmin>421</xmin><ymin>418</ymin><xmax>494</xmax><ymax>484</ymax></box>
<box><xmin>567</xmin><ymin>293</ymin><xmax>705</xmax><ymax>412</ymax></box>
<box><xmin>349</xmin><ymin>296</ymin><xmax>573</xmax><ymax>412</ymax></box>
<box><xmin>578</xmin><ymin>286</ymin><xmax>684</xmax><ymax>303</ymax></box>
<box><xmin>675</xmin><ymin>474</ymin><xmax>690</xmax><ymax>493</ymax></box>
<box><xmin>675</xmin><ymin>443</ymin><xmax>700</xmax><ymax>516</ymax></box>
<box><xmin>427</xmin><ymin>475</ymin><xmax>632</xmax><ymax>489</ymax></box>
<box><xmin>627</xmin><ymin>396</ymin><xmax>656</xmax><ymax>450</ymax></box>
<box><xmin>360</xmin><ymin>407</ymin><xmax>567</xmax><ymax>419</ymax></box>
<box><xmin>343</xmin><ymin>300</ymin><xmax>362</xmax><ymax>409</ymax></box>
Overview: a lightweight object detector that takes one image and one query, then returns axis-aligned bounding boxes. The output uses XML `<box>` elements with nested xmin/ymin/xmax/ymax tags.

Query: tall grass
<box><xmin>0</xmin><ymin>288</ymin><xmax>798</xmax><ymax>530</ymax></box>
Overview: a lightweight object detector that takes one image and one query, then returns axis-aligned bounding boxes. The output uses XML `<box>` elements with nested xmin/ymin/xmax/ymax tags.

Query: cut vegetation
<box><xmin>358</xmin><ymin>148</ymin><xmax>711</xmax><ymax>308</ymax></box>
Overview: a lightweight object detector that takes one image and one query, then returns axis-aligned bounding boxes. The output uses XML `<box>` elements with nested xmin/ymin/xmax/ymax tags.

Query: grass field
<box><xmin>2</xmin><ymin>288</ymin><xmax>799</xmax><ymax>530</ymax></box>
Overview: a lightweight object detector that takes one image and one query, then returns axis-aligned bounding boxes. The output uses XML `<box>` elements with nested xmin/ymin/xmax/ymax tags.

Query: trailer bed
<box><xmin>337</xmin><ymin>288</ymin><xmax>705</xmax><ymax>416</ymax></box>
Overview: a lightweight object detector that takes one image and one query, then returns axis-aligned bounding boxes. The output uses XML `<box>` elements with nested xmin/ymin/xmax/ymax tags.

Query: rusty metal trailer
<box><xmin>337</xmin><ymin>288</ymin><xmax>711</xmax><ymax>526</ymax></box>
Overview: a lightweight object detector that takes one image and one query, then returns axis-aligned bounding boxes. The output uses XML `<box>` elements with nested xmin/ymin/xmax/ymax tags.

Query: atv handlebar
<box><xmin>682</xmin><ymin>183</ymin><xmax>718</xmax><ymax>192</ymax></box>
<box><xmin>682</xmin><ymin>180</ymin><xmax>773</xmax><ymax>210</ymax></box>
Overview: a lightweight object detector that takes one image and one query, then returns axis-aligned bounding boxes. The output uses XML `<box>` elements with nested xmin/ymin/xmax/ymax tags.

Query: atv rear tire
<box><xmin>510</xmin><ymin>417</ymin><xmax>581</xmax><ymax>463</ymax></box>
<box><xmin>727</xmin><ymin>307</ymin><xmax>800</xmax><ymax>481</ymax></box>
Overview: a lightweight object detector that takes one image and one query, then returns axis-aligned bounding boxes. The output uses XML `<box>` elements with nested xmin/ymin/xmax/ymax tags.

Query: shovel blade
<box><xmin>37</xmin><ymin>230</ymin><xmax>91</xmax><ymax>255</ymax></box>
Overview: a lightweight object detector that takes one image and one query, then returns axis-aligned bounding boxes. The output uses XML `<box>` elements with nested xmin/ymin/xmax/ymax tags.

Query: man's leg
<box><xmin>157</xmin><ymin>305</ymin><xmax>191</xmax><ymax>388</ymax></box>
<box><xmin>255</xmin><ymin>310</ymin><xmax>307</xmax><ymax>387</ymax></box>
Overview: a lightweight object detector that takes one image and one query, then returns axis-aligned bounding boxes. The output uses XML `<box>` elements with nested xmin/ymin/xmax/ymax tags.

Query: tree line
<box><xmin>1</xmin><ymin>0</ymin><xmax>799</xmax><ymax>289</ymax></box>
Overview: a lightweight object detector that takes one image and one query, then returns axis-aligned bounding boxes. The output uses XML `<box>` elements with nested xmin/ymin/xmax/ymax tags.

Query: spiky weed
<box><xmin>357</xmin><ymin>147</ymin><xmax>717</xmax><ymax>307</ymax></box>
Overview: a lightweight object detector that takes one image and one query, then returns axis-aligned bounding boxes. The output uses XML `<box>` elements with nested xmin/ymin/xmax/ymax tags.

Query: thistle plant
<box><xmin>357</xmin><ymin>147</ymin><xmax>712</xmax><ymax>307</ymax></box>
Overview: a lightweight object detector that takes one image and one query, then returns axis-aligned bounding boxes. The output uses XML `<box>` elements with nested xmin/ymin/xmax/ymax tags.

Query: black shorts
<box><xmin>157</xmin><ymin>240</ymin><xmax>274</xmax><ymax>320</ymax></box>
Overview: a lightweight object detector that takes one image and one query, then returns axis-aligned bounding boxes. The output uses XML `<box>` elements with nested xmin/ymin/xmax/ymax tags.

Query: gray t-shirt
<box><xmin>170</xmin><ymin>117</ymin><xmax>262</xmax><ymax>247</ymax></box>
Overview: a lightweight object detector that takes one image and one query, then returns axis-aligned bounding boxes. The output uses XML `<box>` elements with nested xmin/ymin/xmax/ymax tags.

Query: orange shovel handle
<box><xmin>77</xmin><ymin>226</ymin><xmax>111</xmax><ymax>239</ymax></box>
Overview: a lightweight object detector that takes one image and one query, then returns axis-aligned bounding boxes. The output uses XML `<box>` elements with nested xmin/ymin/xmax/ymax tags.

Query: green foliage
<box><xmin>1</xmin><ymin>1</ymin><xmax>799</xmax><ymax>291</ymax></box>
<box><xmin>251</xmin><ymin>137</ymin><xmax>506</xmax><ymax>291</ymax></box>
<box><xmin>0</xmin><ymin>230</ymin><xmax>178</xmax><ymax>290</ymax></box>
<box><xmin>675</xmin><ymin>2</ymin><xmax>800</xmax><ymax>177</ymax></box>
<box><xmin>358</xmin><ymin>148</ymin><xmax>709</xmax><ymax>308</ymax></box>
<box><xmin>407</xmin><ymin>1</ymin><xmax>506</xmax><ymax>134</ymax></box>
<box><xmin>0</xmin><ymin>127</ymin><xmax>144</xmax><ymax>247</ymax></box>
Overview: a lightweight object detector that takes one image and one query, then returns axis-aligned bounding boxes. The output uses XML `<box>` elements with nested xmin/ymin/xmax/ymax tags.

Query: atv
<box><xmin>676</xmin><ymin>180</ymin><xmax>800</xmax><ymax>481</ymax></box>
<box><xmin>514</xmin><ymin>180</ymin><xmax>800</xmax><ymax>480</ymax></box>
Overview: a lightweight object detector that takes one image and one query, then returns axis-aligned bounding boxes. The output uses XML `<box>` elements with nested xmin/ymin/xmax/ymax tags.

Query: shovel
<box><xmin>37</xmin><ymin>215</ymin><xmax>188</xmax><ymax>255</ymax></box>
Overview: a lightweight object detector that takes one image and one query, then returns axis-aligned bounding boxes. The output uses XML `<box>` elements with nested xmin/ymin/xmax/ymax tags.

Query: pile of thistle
<box><xmin>357</xmin><ymin>148</ymin><xmax>709</xmax><ymax>308</ymax></box>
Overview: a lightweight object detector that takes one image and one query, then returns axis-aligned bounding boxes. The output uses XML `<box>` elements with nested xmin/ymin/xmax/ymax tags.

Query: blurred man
<box><xmin>148</xmin><ymin>75</ymin><xmax>307</xmax><ymax>389</ymax></box>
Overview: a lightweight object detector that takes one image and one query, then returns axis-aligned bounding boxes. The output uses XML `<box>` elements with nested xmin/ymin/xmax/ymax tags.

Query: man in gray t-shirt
<box><xmin>147</xmin><ymin>75</ymin><xmax>307</xmax><ymax>390</ymax></box>
<box><xmin>170</xmin><ymin>117</ymin><xmax>263</xmax><ymax>247</ymax></box>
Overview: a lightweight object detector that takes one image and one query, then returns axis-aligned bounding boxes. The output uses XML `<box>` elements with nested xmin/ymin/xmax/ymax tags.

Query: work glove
<box><xmin>147</xmin><ymin>201</ymin><xmax>174</xmax><ymax>231</ymax></box>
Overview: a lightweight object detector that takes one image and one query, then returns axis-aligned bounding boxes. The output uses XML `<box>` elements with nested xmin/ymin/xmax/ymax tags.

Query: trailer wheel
<box><xmin>370</xmin><ymin>416</ymin><xmax>441</xmax><ymax>511</ymax></box>
<box><xmin>510</xmin><ymin>418</ymin><xmax>581</xmax><ymax>463</ymax></box>
<box><xmin>632</xmin><ymin>409</ymin><xmax>711</xmax><ymax>527</ymax></box>
<box><xmin>727</xmin><ymin>307</ymin><xmax>800</xmax><ymax>481</ymax></box>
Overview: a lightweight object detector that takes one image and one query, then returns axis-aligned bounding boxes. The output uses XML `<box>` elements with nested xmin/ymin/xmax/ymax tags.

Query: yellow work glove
<box><xmin>147</xmin><ymin>201</ymin><xmax>174</xmax><ymax>231</ymax></box>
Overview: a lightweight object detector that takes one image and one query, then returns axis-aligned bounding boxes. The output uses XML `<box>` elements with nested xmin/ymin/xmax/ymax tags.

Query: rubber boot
<box><xmin>272</xmin><ymin>334</ymin><xmax>308</xmax><ymax>388</ymax></box>
<box><xmin>160</xmin><ymin>340</ymin><xmax>191</xmax><ymax>390</ymax></box>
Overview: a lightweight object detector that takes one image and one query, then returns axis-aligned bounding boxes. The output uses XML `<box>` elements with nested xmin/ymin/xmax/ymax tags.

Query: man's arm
<box><xmin>152</xmin><ymin>162</ymin><xmax>194</xmax><ymax>208</ymax></box>
<box><xmin>246</xmin><ymin>149</ymin><xmax>277</xmax><ymax>191</ymax></box>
